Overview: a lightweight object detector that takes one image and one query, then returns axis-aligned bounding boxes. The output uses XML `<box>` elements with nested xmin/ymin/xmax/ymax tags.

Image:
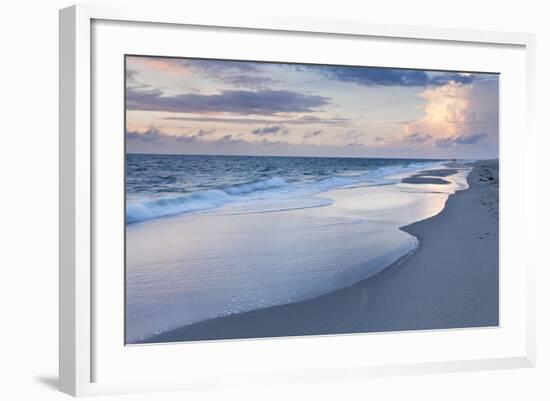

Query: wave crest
<box><xmin>127</xmin><ymin>177</ymin><xmax>288</xmax><ymax>224</ymax></box>
<box><xmin>224</xmin><ymin>176</ymin><xmax>287</xmax><ymax>195</ymax></box>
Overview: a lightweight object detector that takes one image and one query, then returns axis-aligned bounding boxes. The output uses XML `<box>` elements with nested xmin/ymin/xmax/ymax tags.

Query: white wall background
<box><xmin>0</xmin><ymin>0</ymin><xmax>547</xmax><ymax>399</ymax></box>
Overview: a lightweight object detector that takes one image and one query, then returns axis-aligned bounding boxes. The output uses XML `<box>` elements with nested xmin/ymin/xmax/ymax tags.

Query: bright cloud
<box><xmin>381</xmin><ymin>78</ymin><xmax>498</xmax><ymax>157</ymax></box>
<box><xmin>406</xmin><ymin>82</ymin><xmax>472</xmax><ymax>139</ymax></box>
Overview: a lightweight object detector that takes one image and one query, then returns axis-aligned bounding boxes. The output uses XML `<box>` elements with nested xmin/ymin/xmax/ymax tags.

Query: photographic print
<box><xmin>125</xmin><ymin>55</ymin><xmax>499</xmax><ymax>344</ymax></box>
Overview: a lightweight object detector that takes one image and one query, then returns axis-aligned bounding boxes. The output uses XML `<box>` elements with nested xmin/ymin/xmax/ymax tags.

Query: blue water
<box><xmin>126</xmin><ymin>154</ymin><xmax>441</xmax><ymax>224</ymax></box>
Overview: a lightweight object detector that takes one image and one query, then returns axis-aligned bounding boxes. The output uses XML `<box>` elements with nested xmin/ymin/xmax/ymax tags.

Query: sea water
<box><xmin>125</xmin><ymin>154</ymin><xmax>470</xmax><ymax>343</ymax></box>
<box><xmin>126</xmin><ymin>154</ymin><xmax>442</xmax><ymax>223</ymax></box>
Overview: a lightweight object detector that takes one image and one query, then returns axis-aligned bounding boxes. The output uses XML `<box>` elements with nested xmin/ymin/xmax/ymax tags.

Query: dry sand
<box><xmin>145</xmin><ymin>160</ymin><xmax>499</xmax><ymax>343</ymax></box>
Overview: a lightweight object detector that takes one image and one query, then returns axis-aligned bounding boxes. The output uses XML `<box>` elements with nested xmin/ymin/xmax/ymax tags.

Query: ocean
<box><xmin>125</xmin><ymin>154</ymin><xmax>471</xmax><ymax>343</ymax></box>
<box><xmin>126</xmin><ymin>154</ymin><xmax>442</xmax><ymax>224</ymax></box>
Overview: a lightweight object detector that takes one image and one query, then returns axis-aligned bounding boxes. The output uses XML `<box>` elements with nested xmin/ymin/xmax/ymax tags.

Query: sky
<box><xmin>126</xmin><ymin>56</ymin><xmax>499</xmax><ymax>159</ymax></box>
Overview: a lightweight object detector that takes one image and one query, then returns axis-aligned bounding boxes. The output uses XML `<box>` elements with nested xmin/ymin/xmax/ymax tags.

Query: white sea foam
<box><xmin>224</xmin><ymin>176</ymin><xmax>287</xmax><ymax>195</ymax></box>
<box><xmin>126</xmin><ymin>162</ymin><xmax>438</xmax><ymax>224</ymax></box>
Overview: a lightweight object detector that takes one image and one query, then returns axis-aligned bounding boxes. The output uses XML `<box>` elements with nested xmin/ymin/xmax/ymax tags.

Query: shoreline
<box><xmin>140</xmin><ymin>160</ymin><xmax>499</xmax><ymax>344</ymax></box>
<box><xmin>126</xmin><ymin>160</ymin><xmax>458</xmax><ymax>343</ymax></box>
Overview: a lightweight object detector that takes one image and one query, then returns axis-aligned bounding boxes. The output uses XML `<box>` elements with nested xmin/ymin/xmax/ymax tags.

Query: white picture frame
<box><xmin>59</xmin><ymin>4</ymin><xmax>536</xmax><ymax>397</ymax></box>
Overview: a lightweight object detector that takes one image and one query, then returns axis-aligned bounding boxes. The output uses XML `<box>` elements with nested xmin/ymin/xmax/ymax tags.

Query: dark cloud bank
<box><xmin>127</xmin><ymin>88</ymin><xmax>330</xmax><ymax>115</ymax></box>
<box><xmin>305</xmin><ymin>65</ymin><xmax>484</xmax><ymax>87</ymax></box>
<box><xmin>251</xmin><ymin>125</ymin><xmax>288</xmax><ymax>136</ymax></box>
<box><xmin>403</xmin><ymin>132</ymin><xmax>488</xmax><ymax>148</ymax></box>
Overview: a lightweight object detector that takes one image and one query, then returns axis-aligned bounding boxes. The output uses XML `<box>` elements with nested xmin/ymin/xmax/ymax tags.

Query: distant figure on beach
<box><xmin>453</xmin><ymin>158</ymin><xmax>456</xmax><ymax>163</ymax></box>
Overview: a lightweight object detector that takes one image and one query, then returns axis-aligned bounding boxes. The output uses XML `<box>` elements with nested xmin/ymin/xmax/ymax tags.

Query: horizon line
<box><xmin>125</xmin><ymin>151</ymin><xmax>471</xmax><ymax>161</ymax></box>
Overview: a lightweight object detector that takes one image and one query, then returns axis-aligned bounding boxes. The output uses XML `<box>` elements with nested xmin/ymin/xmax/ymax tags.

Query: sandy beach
<box><xmin>141</xmin><ymin>160</ymin><xmax>499</xmax><ymax>343</ymax></box>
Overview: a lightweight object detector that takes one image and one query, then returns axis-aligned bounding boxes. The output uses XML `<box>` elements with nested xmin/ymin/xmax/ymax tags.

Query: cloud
<box><xmin>388</xmin><ymin>78</ymin><xmax>496</xmax><ymax>153</ymax></box>
<box><xmin>130</xmin><ymin>56</ymin><xmax>482</xmax><ymax>89</ymax></box>
<box><xmin>345</xmin><ymin>130</ymin><xmax>365</xmax><ymax>139</ymax></box>
<box><xmin>127</xmin><ymin>57</ymin><xmax>195</xmax><ymax>77</ymax></box>
<box><xmin>403</xmin><ymin>132</ymin><xmax>433</xmax><ymax>144</ymax></box>
<box><xmin>125</xmin><ymin>68</ymin><xmax>150</xmax><ymax>90</ymax></box>
<box><xmin>163</xmin><ymin>115</ymin><xmax>350</xmax><ymax>126</ymax></box>
<box><xmin>393</xmin><ymin>119</ymin><xmax>415</xmax><ymax>125</ymax></box>
<box><xmin>125</xmin><ymin>127</ymin><xmax>164</xmax><ymax>142</ymax></box>
<box><xmin>184</xmin><ymin>59</ymin><xmax>261</xmax><ymax>74</ymax></box>
<box><xmin>127</xmin><ymin>88</ymin><xmax>330</xmax><ymax>115</ymax></box>
<box><xmin>251</xmin><ymin>125</ymin><xmax>288</xmax><ymax>135</ymax></box>
<box><xmin>126</xmin><ymin>127</ymin><xmax>217</xmax><ymax>144</ymax></box>
<box><xmin>435</xmin><ymin>132</ymin><xmax>488</xmax><ymax>148</ymax></box>
<box><xmin>386</xmin><ymin>131</ymin><xmax>489</xmax><ymax>149</ymax></box>
<box><xmin>126</xmin><ymin>69</ymin><xmax>138</xmax><ymax>83</ymax></box>
<box><xmin>194</xmin><ymin>128</ymin><xmax>216</xmax><ymax>137</ymax></box>
<box><xmin>223</xmin><ymin>75</ymin><xmax>276</xmax><ymax>88</ymax></box>
<box><xmin>453</xmin><ymin>132</ymin><xmax>488</xmax><ymax>144</ymax></box>
<box><xmin>428</xmin><ymin>73</ymin><xmax>476</xmax><ymax>86</ymax></box>
<box><xmin>126</xmin><ymin>127</ymin><xmax>290</xmax><ymax>154</ymax></box>
<box><xmin>127</xmin><ymin>56</ymin><xmax>278</xmax><ymax>91</ymax></box>
<box><xmin>252</xmin><ymin>125</ymin><xmax>285</xmax><ymax>135</ymax></box>
<box><xmin>165</xmin><ymin>58</ymin><xmax>277</xmax><ymax>88</ymax></box>
<box><xmin>313</xmin><ymin>66</ymin><xmax>479</xmax><ymax>87</ymax></box>
<box><xmin>304</xmin><ymin>130</ymin><xmax>323</xmax><ymax>139</ymax></box>
<box><xmin>125</xmin><ymin>55</ymin><xmax>498</xmax><ymax>158</ymax></box>
<box><xmin>403</xmin><ymin>82</ymin><xmax>470</xmax><ymax>139</ymax></box>
<box><xmin>397</xmin><ymin>79</ymin><xmax>498</xmax><ymax>150</ymax></box>
<box><xmin>216</xmin><ymin>134</ymin><xmax>243</xmax><ymax>144</ymax></box>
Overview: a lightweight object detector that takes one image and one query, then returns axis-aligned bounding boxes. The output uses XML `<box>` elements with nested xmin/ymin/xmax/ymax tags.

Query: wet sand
<box><xmin>143</xmin><ymin>160</ymin><xmax>499</xmax><ymax>343</ymax></box>
<box><xmin>401</xmin><ymin>168</ymin><xmax>460</xmax><ymax>185</ymax></box>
